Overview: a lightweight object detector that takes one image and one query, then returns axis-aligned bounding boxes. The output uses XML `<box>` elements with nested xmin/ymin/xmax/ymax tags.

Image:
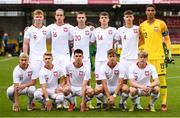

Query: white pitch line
<box><xmin>167</xmin><ymin>76</ymin><xmax>180</xmax><ymax>79</ymax></box>
<box><xmin>0</xmin><ymin>57</ymin><xmax>16</xmax><ymax>62</ymax></box>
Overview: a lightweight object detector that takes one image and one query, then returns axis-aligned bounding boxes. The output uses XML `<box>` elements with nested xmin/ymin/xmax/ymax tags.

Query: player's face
<box><xmin>55</xmin><ymin>10</ymin><xmax>65</xmax><ymax>23</ymax></box>
<box><xmin>99</xmin><ymin>15</ymin><xmax>109</xmax><ymax>25</ymax></box>
<box><xmin>76</xmin><ymin>14</ymin><xmax>86</xmax><ymax>25</ymax></box>
<box><xmin>44</xmin><ymin>55</ymin><xmax>53</xmax><ymax>66</ymax></box>
<box><xmin>74</xmin><ymin>53</ymin><xmax>83</xmax><ymax>63</ymax></box>
<box><xmin>138</xmin><ymin>56</ymin><xmax>147</xmax><ymax>67</ymax></box>
<box><xmin>33</xmin><ymin>14</ymin><xmax>44</xmax><ymax>24</ymax></box>
<box><xmin>19</xmin><ymin>57</ymin><xmax>29</xmax><ymax>68</ymax></box>
<box><xmin>124</xmin><ymin>15</ymin><xmax>134</xmax><ymax>25</ymax></box>
<box><xmin>108</xmin><ymin>54</ymin><xmax>117</xmax><ymax>65</ymax></box>
<box><xmin>146</xmin><ymin>7</ymin><xmax>156</xmax><ymax>19</ymax></box>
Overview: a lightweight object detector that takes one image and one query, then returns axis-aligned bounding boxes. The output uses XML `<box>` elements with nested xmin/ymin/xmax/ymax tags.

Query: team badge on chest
<box><xmin>133</xmin><ymin>29</ymin><xmax>138</xmax><ymax>33</ymax></box>
<box><xmin>79</xmin><ymin>71</ymin><xmax>84</xmax><ymax>77</ymax></box>
<box><xmin>53</xmin><ymin>71</ymin><xmax>58</xmax><ymax>77</ymax></box>
<box><xmin>42</xmin><ymin>30</ymin><xmax>46</xmax><ymax>35</ymax></box>
<box><xmin>64</xmin><ymin>27</ymin><xmax>68</xmax><ymax>32</ymax></box>
<box><xmin>114</xmin><ymin>70</ymin><xmax>119</xmax><ymax>75</ymax></box>
<box><xmin>108</xmin><ymin>30</ymin><xmax>112</xmax><ymax>35</ymax></box>
<box><xmin>145</xmin><ymin>71</ymin><xmax>150</xmax><ymax>76</ymax></box>
<box><xmin>33</xmin><ymin>34</ymin><xmax>37</xmax><ymax>40</ymax></box>
<box><xmin>28</xmin><ymin>71</ymin><xmax>32</xmax><ymax>77</ymax></box>
<box><xmin>154</xmin><ymin>27</ymin><xmax>158</xmax><ymax>32</ymax></box>
<box><xmin>85</xmin><ymin>31</ymin><xmax>89</xmax><ymax>35</ymax></box>
<box><xmin>19</xmin><ymin>75</ymin><xmax>23</xmax><ymax>81</ymax></box>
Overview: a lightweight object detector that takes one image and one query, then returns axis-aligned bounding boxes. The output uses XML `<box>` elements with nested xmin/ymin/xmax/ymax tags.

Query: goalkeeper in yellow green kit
<box><xmin>139</xmin><ymin>4</ymin><xmax>172</xmax><ymax>112</ymax></box>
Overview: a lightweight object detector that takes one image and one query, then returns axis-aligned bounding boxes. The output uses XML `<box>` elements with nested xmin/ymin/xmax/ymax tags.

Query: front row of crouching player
<box><xmin>7</xmin><ymin>49</ymin><xmax>160</xmax><ymax>112</ymax></box>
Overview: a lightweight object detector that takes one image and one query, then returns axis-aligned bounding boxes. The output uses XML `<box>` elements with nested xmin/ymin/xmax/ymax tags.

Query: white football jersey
<box><xmin>100</xmin><ymin>62</ymin><xmax>124</xmax><ymax>87</ymax></box>
<box><xmin>47</xmin><ymin>23</ymin><xmax>74</xmax><ymax>58</ymax></box>
<box><xmin>128</xmin><ymin>63</ymin><xmax>158</xmax><ymax>86</ymax></box>
<box><xmin>24</xmin><ymin>25</ymin><xmax>49</xmax><ymax>60</ymax></box>
<box><xmin>66</xmin><ymin>63</ymin><xmax>90</xmax><ymax>87</ymax></box>
<box><xmin>90</xmin><ymin>27</ymin><xmax>117</xmax><ymax>61</ymax></box>
<box><xmin>70</xmin><ymin>26</ymin><xmax>92</xmax><ymax>61</ymax></box>
<box><xmin>115</xmin><ymin>25</ymin><xmax>139</xmax><ymax>59</ymax></box>
<box><xmin>39</xmin><ymin>65</ymin><xmax>65</xmax><ymax>90</ymax></box>
<box><xmin>13</xmin><ymin>65</ymin><xmax>36</xmax><ymax>84</ymax></box>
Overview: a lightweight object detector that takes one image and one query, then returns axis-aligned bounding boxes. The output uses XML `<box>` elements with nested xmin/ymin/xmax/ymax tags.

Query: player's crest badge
<box><xmin>42</xmin><ymin>30</ymin><xmax>46</xmax><ymax>35</ymax></box>
<box><xmin>33</xmin><ymin>34</ymin><xmax>37</xmax><ymax>40</ymax></box>
<box><xmin>105</xmin><ymin>72</ymin><xmax>109</xmax><ymax>79</ymax></box>
<box><xmin>134</xmin><ymin>75</ymin><xmax>138</xmax><ymax>81</ymax></box>
<box><xmin>145</xmin><ymin>71</ymin><xmax>150</xmax><ymax>76</ymax></box>
<box><xmin>79</xmin><ymin>71</ymin><xmax>84</xmax><ymax>77</ymax></box>
<box><xmin>45</xmin><ymin>76</ymin><xmax>49</xmax><ymax>83</ymax></box>
<box><xmin>114</xmin><ymin>70</ymin><xmax>119</xmax><ymax>75</ymax></box>
<box><xmin>85</xmin><ymin>31</ymin><xmax>89</xmax><ymax>35</ymax></box>
<box><xmin>154</xmin><ymin>27</ymin><xmax>158</xmax><ymax>32</ymax></box>
<box><xmin>133</xmin><ymin>29</ymin><xmax>138</xmax><ymax>33</ymax></box>
<box><xmin>19</xmin><ymin>75</ymin><xmax>23</xmax><ymax>81</ymax></box>
<box><xmin>108</xmin><ymin>30</ymin><xmax>112</xmax><ymax>35</ymax></box>
<box><xmin>53</xmin><ymin>71</ymin><xmax>58</xmax><ymax>77</ymax></box>
<box><xmin>64</xmin><ymin>27</ymin><xmax>68</xmax><ymax>32</ymax></box>
<box><xmin>28</xmin><ymin>71</ymin><xmax>32</xmax><ymax>77</ymax></box>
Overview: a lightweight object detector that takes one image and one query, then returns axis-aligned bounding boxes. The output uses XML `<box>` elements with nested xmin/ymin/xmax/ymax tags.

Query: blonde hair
<box><xmin>138</xmin><ymin>51</ymin><xmax>148</xmax><ymax>58</ymax></box>
<box><xmin>33</xmin><ymin>9</ymin><xmax>44</xmax><ymax>16</ymax></box>
<box><xmin>19</xmin><ymin>53</ymin><xmax>29</xmax><ymax>59</ymax></box>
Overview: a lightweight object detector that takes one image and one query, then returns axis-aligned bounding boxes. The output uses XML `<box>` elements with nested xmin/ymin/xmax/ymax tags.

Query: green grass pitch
<box><xmin>0</xmin><ymin>56</ymin><xmax>180</xmax><ymax>117</ymax></box>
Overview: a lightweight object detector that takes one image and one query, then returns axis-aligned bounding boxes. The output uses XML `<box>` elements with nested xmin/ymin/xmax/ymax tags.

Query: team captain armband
<box><xmin>162</xmin><ymin>31</ymin><xmax>169</xmax><ymax>36</ymax></box>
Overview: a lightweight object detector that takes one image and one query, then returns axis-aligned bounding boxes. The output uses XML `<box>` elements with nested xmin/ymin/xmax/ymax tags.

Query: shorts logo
<box><xmin>79</xmin><ymin>71</ymin><xmax>84</xmax><ymax>77</ymax></box>
<box><xmin>134</xmin><ymin>29</ymin><xmax>138</xmax><ymax>33</ymax></box>
<box><xmin>95</xmin><ymin>74</ymin><xmax>99</xmax><ymax>78</ymax></box>
<box><xmin>145</xmin><ymin>71</ymin><xmax>150</xmax><ymax>76</ymax></box>
<box><xmin>85</xmin><ymin>31</ymin><xmax>89</xmax><ymax>35</ymax></box>
<box><xmin>114</xmin><ymin>70</ymin><xmax>119</xmax><ymax>75</ymax></box>
<box><xmin>154</xmin><ymin>27</ymin><xmax>158</xmax><ymax>32</ymax></box>
<box><xmin>64</xmin><ymin>27</ymin><xmax>68</xmax><ymax>32</ymax></box>
<box><xmin>108</xmin><ymin>30</ymin><xmax>112</xmax><ymax>35</ymax></box>
<box><xmin>53</xmin><ymin>71</ymin><xmax>58</xmax><ymax>77</ymax></box>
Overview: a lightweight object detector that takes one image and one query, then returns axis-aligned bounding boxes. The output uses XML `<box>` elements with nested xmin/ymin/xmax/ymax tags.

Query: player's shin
<box><xmin>150</xmin><ymin>92</ymin><xmax>160</xmax><ymax>106</ymax></box>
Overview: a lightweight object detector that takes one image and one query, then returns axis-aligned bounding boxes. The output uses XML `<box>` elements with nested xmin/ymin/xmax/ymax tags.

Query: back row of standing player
<box><xmin>12</xmin><ymin>4</ymin><xmax>171</xmax><ymax>112</ymax></box>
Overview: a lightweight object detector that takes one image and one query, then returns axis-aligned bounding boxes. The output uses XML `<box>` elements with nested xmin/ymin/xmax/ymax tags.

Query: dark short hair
<box><xmin>74</xmin><ymin>49</ymin><xmax>83</xmax><ymax>55</ymax></box>
<box><xmin>76</xmin><ymin>11</ymin><xmax>86</xmax><ymax>16</ymax></box>
<box><xmin>99</xmin><ymin>12</ymin><xmax>109</xmax><ymax>18</ymax></box>
<box><xmin>86</xmin><ymin>21</ymin><xmax>97</xmax><ymax>28</ymax></box>
<box><xmin>145</xmin><ymin>4</ymin><xmax>156</xmax><ymax>10</ymax></box>
<box><xmin>107</xmin><ymin>49</ymin><xmax>117</xmax><ymax>56</ymax></box>
<box><xmin>138</xmin><ymin>51</ymin><xmax>148</xmax><ymax>58</ymax></box>
<box><xmin>43</xmin><ymin>52</ymin><xmax>53</xmax><ymax>57</ymax></box>
<box><xmin>124</xmin><ymin>10</ymin><xmax>134</xmax><ymax>16</ymax></box>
